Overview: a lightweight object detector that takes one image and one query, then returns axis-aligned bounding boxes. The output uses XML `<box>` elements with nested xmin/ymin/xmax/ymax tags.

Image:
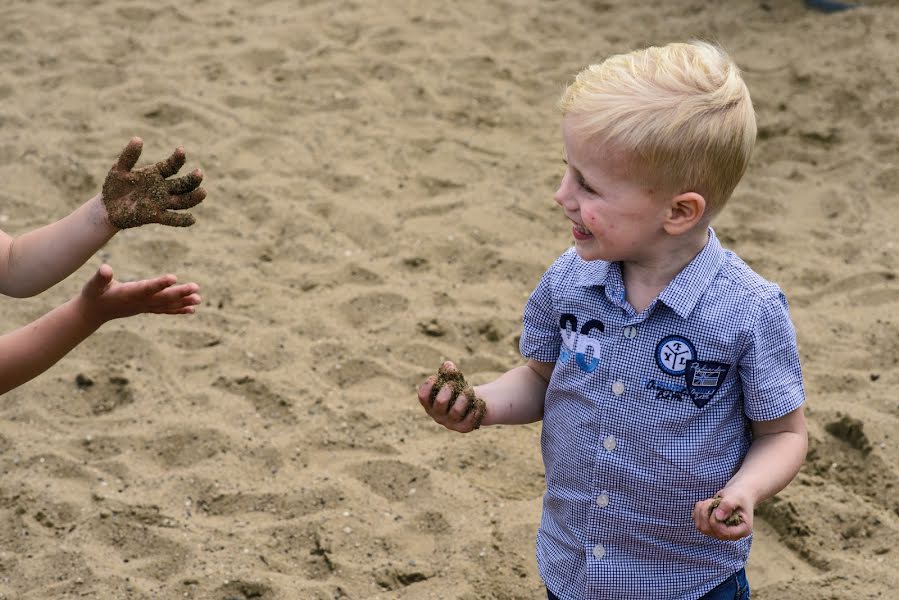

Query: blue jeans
<box><xmin>547</xmin><ymin>568</ymin><xmax>750</xmax><ymax>600</ymax></box>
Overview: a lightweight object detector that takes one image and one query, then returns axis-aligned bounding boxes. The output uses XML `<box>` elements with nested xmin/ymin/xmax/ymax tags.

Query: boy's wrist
<box><xmin>90</xmin><ymin>193</ymin><xmax>120</xmax><ymax>233</ymax></box>
<box><xmin>70</xmin><ymin>294</ymin><xmax>107</xmax><ymax>331</ymax></box>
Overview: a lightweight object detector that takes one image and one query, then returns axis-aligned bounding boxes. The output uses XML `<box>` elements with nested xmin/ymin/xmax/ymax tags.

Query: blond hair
<box><xmin>559</xmin><ymin>41</ymin><xmax>756</xmax><ymax>215</ymax></box>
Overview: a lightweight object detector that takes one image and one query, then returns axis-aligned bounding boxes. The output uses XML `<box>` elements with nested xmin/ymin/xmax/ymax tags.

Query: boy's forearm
<box><xmin>474</xmin><ymin>364</ymin><xmax>548</xmax><ymax>426</ymax></box>
<box><xmin>0</xmin><ymin>195</ymin><xmax>116</xmax><ymax>297</ymax></box>
<box><xmin>724</xmin><ymin>429</ymin><xmax>807</xmax><ymax>505</ymax></box>
<box><xmin>0</xmin><ymin>296</ymin><xmax>102</xmax><ymax>395</ymax></box>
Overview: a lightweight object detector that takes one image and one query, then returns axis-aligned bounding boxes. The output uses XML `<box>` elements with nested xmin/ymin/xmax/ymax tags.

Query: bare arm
<box><xmin>0</xmin><ymin>137</ymin><xmax>205</xmax><ymax>298</ymax></box>
<box><xmin>693</xmin><ymin>407</ymin><xmax>808</xmax><ymax>540</ymax></box>
<box><xmin>0</xmin><ymin>195</ymin><xmax>116</xmax><ymax>297</ymax></box>
<box><xmin>418</xmin><ymin>359</ymin><xmax>554</xmax><ymax>431</ymax></box>
<box><xmin>476</xmin><ymin>359</ymin><xmax>553</xmax><ymax>425</ymax></box>
<box><xmin>0</xmin><ymin>264</ymin><xmax>200</xmax><ymax>396</ymax></box>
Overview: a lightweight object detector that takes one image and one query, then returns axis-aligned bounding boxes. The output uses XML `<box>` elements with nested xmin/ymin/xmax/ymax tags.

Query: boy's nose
<box><xmin>554</xmin><ymin>171</ymin><xmax>578</xmax><ymax>210</ymax></box>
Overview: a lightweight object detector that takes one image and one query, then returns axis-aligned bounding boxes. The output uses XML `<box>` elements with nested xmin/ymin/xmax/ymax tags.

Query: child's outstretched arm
<box><xmin>0</xmin><ymin>137</ymin><xmax>205</xmax><ymax>298</ymax></box>
<box><xmin>417</xmin><ymin>359</ymin><xmax>553</xmax><ymax>432</ymax></box>
<box><xmin>692</xmin><ymin>407</ymin><xmax>807</xmax><ymax>540</ymax></box>
<box><xmin>0</xmin><ymin>264</ymin><xmax>200</xmax><ymax>396</ymax></box>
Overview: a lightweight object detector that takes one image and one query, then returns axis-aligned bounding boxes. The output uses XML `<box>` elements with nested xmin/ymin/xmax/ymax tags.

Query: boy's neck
<box><xmin>620</xmin><ymin>227</ymin><xmax>710</xmax><ymax>313</ymax></box>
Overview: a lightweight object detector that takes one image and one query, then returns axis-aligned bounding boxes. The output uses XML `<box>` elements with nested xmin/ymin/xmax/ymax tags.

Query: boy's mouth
<box><xmin>571</xmin><ymin>222</ymin><xmax>594</xmax><ymax>240</ymax></box>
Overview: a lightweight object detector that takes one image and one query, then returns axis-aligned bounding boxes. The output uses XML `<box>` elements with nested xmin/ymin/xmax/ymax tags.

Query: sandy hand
<box><xmin>101</xmin><ymin>137</ymin><xmax>206</xmax><ymax>228</ymax></box>
<box><xmin>708</xmin><ymin>495</ymin><xmax>744</xmax><ymax>527</ymax></box>
<box><xmin>420</xmin><ymin>361</ymin><xmax>487</xmax><ymax>431</ymax></box>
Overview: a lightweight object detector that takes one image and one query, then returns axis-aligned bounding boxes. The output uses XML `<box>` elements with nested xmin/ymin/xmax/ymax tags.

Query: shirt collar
<box><xmin>571</xmin><ymin>228</ymin><xmax>726</xmax><ymax>319</ymax></box>
<box><xmin>657</xmin><ymin>228</ymin><xmax>726</xmax><ymax>319</ymax></box>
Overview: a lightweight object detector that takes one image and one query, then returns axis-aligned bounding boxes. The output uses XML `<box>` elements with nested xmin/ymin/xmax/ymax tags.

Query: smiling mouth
<box><xmin>571</xmin><ymin>221</ymin><xmax>594</xmax><ymax>239</ymax></box>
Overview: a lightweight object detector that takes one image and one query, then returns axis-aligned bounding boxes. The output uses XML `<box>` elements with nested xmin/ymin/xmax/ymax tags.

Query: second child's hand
<box><xmin>102</xmin><ymin>137</ymin><xmax>206</xmax><ymax>228</ymax></box>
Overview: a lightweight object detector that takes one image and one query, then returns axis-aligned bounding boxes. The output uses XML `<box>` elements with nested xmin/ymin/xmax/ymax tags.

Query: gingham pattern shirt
<box><xmin>521</xmin><ymin>228</ymin><xmax>805</xmax><ymax>600</ymax></box>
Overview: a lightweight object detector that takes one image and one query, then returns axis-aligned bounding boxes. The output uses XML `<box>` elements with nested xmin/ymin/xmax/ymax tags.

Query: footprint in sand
<box><xmin>349</xmin><ymin>459</ymin><xmax>431</xmax><ymax>502</ymax></box>
<box><xmin>197</xmin><ymin>485</ymin><xmax>339</xmax><ymax>519</ymax></box>
<box><xmin>212</xmin><ymin>375</ymin><xmax>297</xmax><ymax>423</ymax></box>
<box><xmin>86</xmin><ymin>511</ymin><xmax>190</xmax><ymax>578</ymax></box>
<box><xmin>148</xmin><ymin>428</ymin><xmax>233</xmax><ymax>469</ymax></box>
<box><xmin>340</xmin><ymin>291</ymin><xmax>410</xmax><ymax>329</ymax></box>
<box><xmin>214</xmin><ymin>581</ymin><xmax>276</xmax><ymax>600</ymax></box>
<box><xmin>142</xmin><ymin>101</ymin><xmax>207</xmax><ymax>127</ymax></box>
<box><xmin>806</xmin><ymin>412</ymin><xmax>896</xmax><ymax>510</ymax></box>
<box><xmin>71</xmin><ymin>373</ymin><xmax>134</xmax><ymax>416</ymax></box>
<box><xmin>258</xmin><ymin>523</ymin><xmax>340</xmax><ymax>580</ymax></box>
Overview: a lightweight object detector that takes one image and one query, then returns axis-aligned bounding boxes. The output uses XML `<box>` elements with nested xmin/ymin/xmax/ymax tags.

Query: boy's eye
<box><xmin>577</xmin><ymin>176</ymin><xmax>595</xmax><ymax>194</ymax></box>
<box><xmin>561</xmin><ymin>159</ymin><xmax>595</xmax><ymax>194</ymax></box>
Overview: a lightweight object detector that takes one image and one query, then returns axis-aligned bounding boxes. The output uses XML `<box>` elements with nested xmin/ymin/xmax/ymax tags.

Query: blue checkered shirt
<box><xmin>520</xmin><ymin>228</ymin><xmax>805</xmax><ymax>600</ymax></box>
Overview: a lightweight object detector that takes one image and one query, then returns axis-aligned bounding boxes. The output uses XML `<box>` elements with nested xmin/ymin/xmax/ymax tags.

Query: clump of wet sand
<box><xmin>429</xmin><ymin>363</ymin><xmax>487</xmax><ymax>430</ymax></box>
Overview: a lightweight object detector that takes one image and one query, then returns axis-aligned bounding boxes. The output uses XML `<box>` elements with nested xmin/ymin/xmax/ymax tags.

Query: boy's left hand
<box><xmin>77</xmin><ymin>264</ymin><xmax>201</xmax><ymax>326</ymax></box>
<box><xmin>692</xmin><ymin>490</ymin><xmax>754</xmax><ymax>541</ymax></box>
<box><xmin>101</xmin><ymin>137</ymin><xmax>206</xmax><ymax>228</ymax></box>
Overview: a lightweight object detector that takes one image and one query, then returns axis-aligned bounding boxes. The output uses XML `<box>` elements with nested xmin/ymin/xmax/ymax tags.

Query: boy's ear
<box><xmin>663</xmin><ymin>192</ymin><xmax>706</xmax><ymax>235</ymax></box>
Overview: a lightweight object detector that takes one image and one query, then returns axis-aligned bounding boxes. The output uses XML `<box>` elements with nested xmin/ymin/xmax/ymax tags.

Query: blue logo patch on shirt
<box><xmin>685</xmin><ymin>360</ymin><xmax>730</xmax><ymax>408</ymax></box>
<box><xmin>655</xmin><ymin>336</ymin><xmax>696</xmax><ymax>376</ymax></box>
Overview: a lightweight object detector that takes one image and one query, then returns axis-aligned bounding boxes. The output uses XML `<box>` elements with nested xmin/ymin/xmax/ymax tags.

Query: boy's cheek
<box><xmin>581</xmin><ymin>208</ymin><xmax>602</xmax><ymax>233</ymax></box>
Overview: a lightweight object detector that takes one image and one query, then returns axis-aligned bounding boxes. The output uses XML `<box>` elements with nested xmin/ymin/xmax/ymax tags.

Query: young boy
<box><xmin>418</xmin><ymin>42</ymin><xmax>807</xmax><ymax>600</ymax></box>
<box><xmin>0</xmin><ymin>138</ymin><xmax>204</xmax><ymax>395</ymax></box>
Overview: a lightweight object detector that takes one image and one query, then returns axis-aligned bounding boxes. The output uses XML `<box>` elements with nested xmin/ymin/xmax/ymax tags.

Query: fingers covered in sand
<box><xmin>692</xmin><ymin>492</ymin><xmax>753</xmax><ymax>541</ymax></box>
<box><xmin>418</xmin><ymin>361</ymin><xmax>486</xmax><ymax>433</ymax></box>
<box><xmin>102</xmin><ymin>138</ymin><xmax>206</xmax><ymax>229</ymax></box>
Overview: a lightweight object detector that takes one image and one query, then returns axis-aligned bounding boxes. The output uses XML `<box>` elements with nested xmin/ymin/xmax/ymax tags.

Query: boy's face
<box><xmin>556</xmin><ymin>118</ymin><xmax>670</xmax><ymax>263</ymax></box>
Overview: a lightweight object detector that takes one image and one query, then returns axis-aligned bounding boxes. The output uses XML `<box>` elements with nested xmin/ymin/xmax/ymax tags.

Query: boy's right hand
<box><xmin>76</xmin><ymin>264</ymin><xmax>201</xmax><ymax>327</ymax></box>
<box><xmin>417</xmin><ymin>361</ymin><xmax>486</xmax><ymax>433</ymax></box>
<box><xmin>101</xmin><ymin>137</ymin><xmax>206</xmax><ymax>229</ymax></box>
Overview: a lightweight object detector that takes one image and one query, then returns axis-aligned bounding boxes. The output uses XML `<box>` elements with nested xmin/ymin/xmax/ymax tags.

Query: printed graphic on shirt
<box><xmin>684</xmin><ymin>360</ymin><xmax>730</xmax><ymax>408</ymax></box>
<box><xmin>558</xmin><ymin>313</ymin><xmax>604</xmax><ymax>373</ymax></box>
<box><xmin>655</xmin><ymin>336</ymin><xmax>696</xmax><ymax>375</ymax></box>
<box><xmin>644</xmin><ymin>378</ymin><xmax>691</xmax><ymax>403</ymax></box>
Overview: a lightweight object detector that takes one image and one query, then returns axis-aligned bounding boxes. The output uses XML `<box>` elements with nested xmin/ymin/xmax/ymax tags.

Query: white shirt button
<box><xmin>623</xmin><ymin>326</ymin><xmax>637</xmax><ymax>339</ymax></box>
<box><xmin>596</xmin><ymin>493</ymin><xmax>609</xmax><ymax>507</ymax></box>
<box><xmin>603</xmin><ymin>435</ymin><xmax>617</xmax><ymax>451</ymax></box>
<box><xmin>593</xmin><ymin>544</ymin><xmax>606</xmax><ymax>560</ymax></box>
<box><xmin>611</xmin><ymin>381</ymin><xmax>625</xmax><ymax>396</ymax></box>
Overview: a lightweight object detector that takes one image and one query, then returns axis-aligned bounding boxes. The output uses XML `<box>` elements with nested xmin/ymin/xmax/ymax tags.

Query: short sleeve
<box><xmin>520</xmin><ymin>264</ymin><xmax>561</xmax><ymax>362</ymax></box>
<box><xmin>739</xmin><ymin>291</ymin><xmax>805</xmax><ymax>421</ymax></box>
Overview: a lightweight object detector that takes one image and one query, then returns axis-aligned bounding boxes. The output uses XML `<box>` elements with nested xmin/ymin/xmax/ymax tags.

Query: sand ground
<box><xmin>1</xmin><ymin>1</ymin><xmax>897</xmax><ymax>598</ymax></box>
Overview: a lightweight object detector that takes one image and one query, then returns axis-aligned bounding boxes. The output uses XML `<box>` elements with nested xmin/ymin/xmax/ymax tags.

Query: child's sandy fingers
<box><xmin>153</xmin><ymin>147</ymin><xmax>186</xmax><ymax>178</ymax></box>
<box><xmin>448</xmin><ymin>390</ymin><xmax>473</xmax><ymax>421</ymax></box>
<box><xmin>152</xmin><ymin>210</ymin><xmax>195</xmax><ymax>227</ymax></box>
<box><xmin>418</xmin><ymin>376</ymin><xmax>438</xmax><ymax>408</ymax></box>
<box><xmin>431</xmin><ymin>383</ymin><xmax>456</xmax><ymax>416</ymax></box>
<box><xmin>167</xmin><ymin>188</ymin><xmax>206</xmax><ymax>210</ymax></box>
<box><xmin>166</xmin><ymin>169</ymin><xmax>203</xmax><ymax>195</ymax></box>
<box><xmin>115</xmin><ymin>137</ymin><xmax>143</xmax><ymax>172</ymax></box>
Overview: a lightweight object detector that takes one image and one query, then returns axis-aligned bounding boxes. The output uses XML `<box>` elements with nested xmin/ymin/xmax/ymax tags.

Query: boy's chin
<box><xmin>573</xmin><ymin>240</ymin><xmax>606</xmax><ymax>262</ymax></box>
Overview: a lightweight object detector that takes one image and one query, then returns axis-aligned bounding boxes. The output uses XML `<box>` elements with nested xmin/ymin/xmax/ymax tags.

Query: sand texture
<box><xmin>1</xmin><ymin>1</ymin><xmax>897</xmax><ymax>598</ymax></box>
